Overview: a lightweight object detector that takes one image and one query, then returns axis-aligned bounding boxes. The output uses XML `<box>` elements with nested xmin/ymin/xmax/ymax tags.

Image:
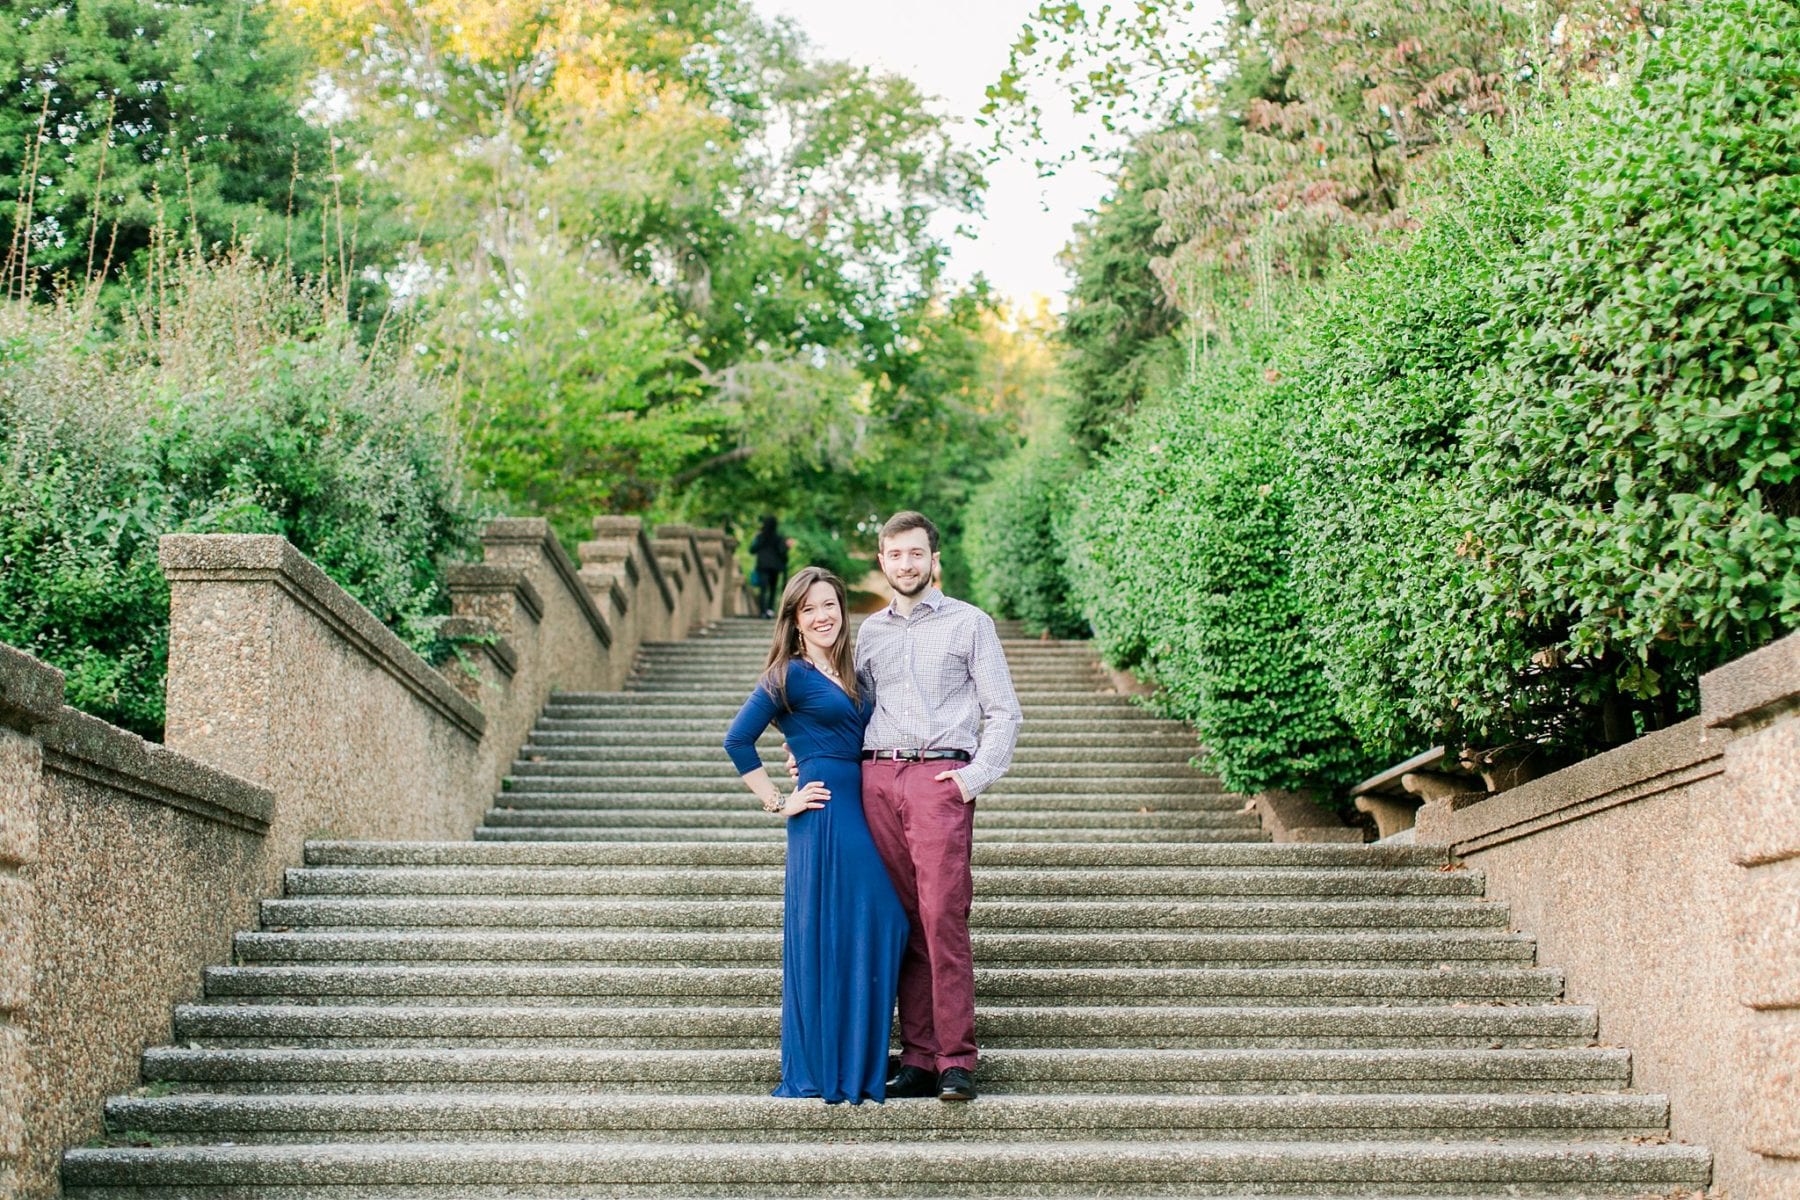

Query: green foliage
<box><xmin>446</xmin><ymin>242</ymin><xmax>704</xmax><ymax>549</ymax></box>
<box><xmin>1063</xmin><ymin>332</ymin><xmax>1373</xmax><ymax>795</ymax></box>
<box><xmin>1055</xmin><ymin>0</ymin><xmax>1799</xmax><ymax>797</ymax></box>
<box><xmin>293</xmin><ymin>0</ymin><xmax>999</xmax><ymax>552</ymax></box>
<box><xmin>1284</xmin><ymin>112</ymin><xmax>1589</xmax><ymax>757</ymax></box>
<box><xmin>1456</xmin><ymin>0</ymin><xmax>1800</xmax><ymax>728</ymax></box>
<box><xmin>0</xmin><ymin>253</ymin><xmax>479</xmax><ymax>736</ymax></box>
<box><xmin>965</xmin><ymin>437</ymin><xmax>1088</xmax><ymax>638</ymax></box>
<box><xmin>1059</xmin><ymin>141</ymin><xmax>1184</xmax><ymax>452</ymax></box>
<box><xmin>0</xmin><ymin>0</ymin><xmax>380</xmax><ymax>293</ymax></box>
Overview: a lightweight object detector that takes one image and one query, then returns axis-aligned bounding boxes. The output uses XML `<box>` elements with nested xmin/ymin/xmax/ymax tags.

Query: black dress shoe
<box><xmin>937</xmin><ymin>1066</ymin><xmax>976</xmax><ymax>1102</ymax></box>
<box><xmin>884</xmin><ymin>1065</ymin><xmax>938</xmax><ymax>1098</ymax></box>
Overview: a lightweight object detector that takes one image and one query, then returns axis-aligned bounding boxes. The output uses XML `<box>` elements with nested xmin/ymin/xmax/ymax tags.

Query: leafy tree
<box><xmin>0</xmin><ymin>0</ymin><xmax>380</xmax><ymax>294</ymax></box>
<box><xmin>282</xmin><ymin>0</ymin><xmax>997</xmax><ymax>550</ymax></box>
<box><xmin>1058</xmin><ymin>141</ymin><xmax>1184</xmax><ymax>452</ymax></box>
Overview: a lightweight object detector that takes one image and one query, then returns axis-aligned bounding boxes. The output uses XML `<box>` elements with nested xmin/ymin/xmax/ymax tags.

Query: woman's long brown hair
<box><xmin>761</xmin><ymin>566</ymin><xmax>859</xmax><ymax>709</ymax></box>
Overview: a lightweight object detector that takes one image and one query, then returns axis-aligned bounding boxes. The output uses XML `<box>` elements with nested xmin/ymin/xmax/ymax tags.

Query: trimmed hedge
<box><xmin>964</xmin><ymin>437</ymin><xmax>1088</xmax><ymax>638</ymax></box>
<box><xmin>1063</xmin><ymin>334</ymin><xmax>1373</xmax><ymax>796</ymax></box>
<box><xmin>1457</xmin><ymin>0</ymin><xmax>1800</xmax><ymax>732</ymax></box>
<box><xmin>1284</xmin><ymin>111</ymin><xmax>1591</xmax><ymax>759</ymax></box>
<box><xmin>1054</xmin><ymin>0</ymin><xmax>1799</xmax><ymax>796</ymax></box>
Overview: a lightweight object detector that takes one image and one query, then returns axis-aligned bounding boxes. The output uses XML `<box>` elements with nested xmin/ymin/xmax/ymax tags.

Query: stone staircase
<box><xmin>61</xmin><ymin>616</ymin><xmax>1711</xmax><ymax>1196</ymax></box>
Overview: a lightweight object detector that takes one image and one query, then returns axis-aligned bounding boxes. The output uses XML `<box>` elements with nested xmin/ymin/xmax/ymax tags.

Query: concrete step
<box><xmin>60</xmin><ymin>1138</ymin><xmax>1711</xmax><ymax>1196</ymax></box>
<box><xmin>262</xmin><ymin>896</ymin><xmax>1511</xmax><ymax>934</ymax></box>
<box><xmin>500</xmin><ymin>778</ymin><xmax>1237</xmax><ymax>797</ymax></box>
<box><xmin>628</xmin><ymin>676</ymin><xmax>1109</xmax><ymax>691</ymax></box>
<box><xmin>101</xmin><ymin>1091</ymin><xmax>1672</xmax><ymax>1144</ymax></box>
<box><xmin>518</xmin><ymin>743</ymin><xmax>1203</xmax><ymax>763</ymax></box>
<box><xmin>480</xmin><ymin>810</ymin><xmax>1263</xmax><ymax>834</ymax></box>
<box><xmin>534</xmin><ymin>713</ymin><xmax>1195</xmax><ymax>731</ymax></box>
<box><xmin>637</xmin><ymin>637</ymin><xmax>1099</xmax><ymax>653</ymax></box>
<box><xmin>629</xmin><ymin>659</ymin><xmax>1105</xmax><ymax>673</ymax></box>
<box><xmin>523</xmin><ymin>731</ymin><xmax>1201</xmax><ymax>751</ymax></box>
<box><xmin>199</xmin><ymin>964</ymin><xmax>1562</xmax><ymax>1006</ymax></box>
<box><xmin>281</xmin><ymin>866</ymin><xmax>1483</xmax><ymax>900</ymax></box>
<box><xmin>135</xmin><ymin>1046</ymin><xmax>1631</xmax><ymax>1095</ymax></box>
<box><xmin>504</xmin><ymin>761</ymin><xmax>1215</xmax><ymax>781</ymax></box>
<box><xmin>471</xmin><ymin>827</ymin><xmax>1271</xmax><ymax>846</ymax></box>
<box><xmin>483</xmin><ymin>791</ymin><xmax>1249</xmax><ymax>813</ymax></box>
<box><xmin>169</xmin><ymin>1003</ymin><xmax>1600</xmax><ymax>1050</ymax></box>
<box><xmin>300</xmin><ymin>842</ymin><xmax>1430</xmax><ymax>870</ymax></box>
<box><xmin>624</xmin><ymin>688</ymin><xmax>1122</xmax><ymax>701</ymax></box>
<box><xmin>632</xmin><ymin>658</ymin><xmax>1108</xmax><ymax>669</ymax></box>
<box><xmin>231</xmin><ymin>929</ymin><xmax>1536</xmax><ymax>969</ymax></box>
<box><xmin>548</xmin><ymin>693</ymin><xmax>1148</xmax><ymax>708</ymax></box>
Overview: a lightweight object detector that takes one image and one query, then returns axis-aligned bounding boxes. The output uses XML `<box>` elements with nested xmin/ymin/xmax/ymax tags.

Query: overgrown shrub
<box><xmin>0</xmin><ymin>254</ymin><xmax>481</xmax><ymax>737</ymax></box>
<box><xmin>965</xmin><ymin>438</ymin><xmax>1088</xmax><ymax>637</ymax></box>
<box><xmin>1284</xmin><ymin>111</ymin><xmax>1589</xmax><ymax>759</ymax></box>
<box><xmin>1064</xmin><ymin>333</ymin><xmax>1372</xmax><ymax>795</ymax></box>
<box><xmin>1456</xmin><ymin>0</ymin><xmax>1800</xmax><ymax>733</ymax></box>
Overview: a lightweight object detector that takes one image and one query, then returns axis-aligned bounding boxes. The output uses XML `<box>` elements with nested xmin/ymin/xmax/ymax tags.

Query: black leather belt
<box><xmin>862</xmin><ymin>749</ymin><xmax>972</xmax><ymax>762</ymax></box>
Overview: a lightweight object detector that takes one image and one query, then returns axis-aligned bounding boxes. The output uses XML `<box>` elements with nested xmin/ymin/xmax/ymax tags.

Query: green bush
<box><xmin>1284</xmin><ymin>111</ymin><xmax>1590</xmax><ymax>759</ymax></box>
<box><xmin>0</xmin><ymin>253</ymin><xmax>481</xmax><ymax>737</ymax></box>
<box><xmin>1044</xmin><ymin>1</ymin><xmax>1797</xmax><ymax>796</ymax></box>
<box><xmin>965</xmin><ymin>437</ymin><xmax>1088</xmax><ymax>637</ymax></box>
<box><xmin>1064</xmin><ymin>331</ymin><xmax>1373</xmax><ymax>796</ymax></box>
<box><xmin>1455</xmin><ymin>0</ymin><xmax>1800</xmax><ymax>738</ymax></box>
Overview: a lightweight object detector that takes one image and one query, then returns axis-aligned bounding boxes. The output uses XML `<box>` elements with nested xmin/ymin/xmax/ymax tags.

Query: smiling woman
<box><xmin>721</xmin><ymin>565</ymin><xmax>909</xmax><ymax>1105</ymax></box>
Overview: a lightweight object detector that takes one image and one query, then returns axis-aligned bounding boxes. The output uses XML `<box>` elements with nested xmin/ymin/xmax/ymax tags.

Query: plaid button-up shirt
<box><xmin>854</xmin><ymin>588</ymin><xmax>1022</xmax><ymax>797</ymax></box>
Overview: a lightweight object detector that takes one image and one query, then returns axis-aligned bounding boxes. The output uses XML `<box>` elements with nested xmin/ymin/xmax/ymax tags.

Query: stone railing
<box><xmin>0</xmin><ymin>518</ymin><xmax>745</xmax><ymax>1200</ymax></box>
<box><xmin>1414</xmin><ymin>629</ymin><xmax>1800</xmax><ymax>1199</ymax></box>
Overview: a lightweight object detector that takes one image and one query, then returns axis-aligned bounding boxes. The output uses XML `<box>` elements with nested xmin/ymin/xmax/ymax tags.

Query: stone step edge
<box><xmin>302</xmin><ymin>841</ymin><xmax>1438</xmax><ymax>866</ymax></box>
<box><xmin>168</xmin><ymin>1002</ymin><xmax>1599</xmax><ymax>1034</ymax></box>
<box><xmin>58</xmin><ymin>1138</ymin><xmax>1713</xmax><ymax>1188</ymax></box>
<box><xmin>101</xmin><ymin>1090</ymin><xmax>1672</xmax><ymax>1137</ymax></box>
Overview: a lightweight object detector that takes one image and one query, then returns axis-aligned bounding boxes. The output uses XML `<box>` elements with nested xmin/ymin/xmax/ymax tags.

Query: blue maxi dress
<box><xmin>723</xmin><ymin>661</ymin><xmax>909</xmax><ymax>1103</ymax></box>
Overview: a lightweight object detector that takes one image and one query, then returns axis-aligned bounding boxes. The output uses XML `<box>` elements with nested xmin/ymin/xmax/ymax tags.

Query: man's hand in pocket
<box><xmin>934</xmin><ymin>769</ymin><xmax>972</xmax><ymax>803</ymax></box>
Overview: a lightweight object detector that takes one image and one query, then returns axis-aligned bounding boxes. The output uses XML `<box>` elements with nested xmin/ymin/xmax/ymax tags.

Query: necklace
<box><xmin>806</xmin><ymin>655</ymin><xmax>841</xmax><ymax>680</ymax></box>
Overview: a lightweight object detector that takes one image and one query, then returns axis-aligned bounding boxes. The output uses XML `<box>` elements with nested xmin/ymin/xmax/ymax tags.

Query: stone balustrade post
<box><xmin>1702</xmin><ymin>632</ymin><xmax>1800</xmax><ymax>1200</ymax></box>
<box><xmin>0</xmin><ymin>648</ymin><xmax>58</xmax><ymax>1200</ymax></box>
<box><xmin>689</xmin><ymin>528</ymin><xmax>744</xmax><ymax>619</ymax></box>
<box><xmin>648</xmin><ymin>532</ymin><xmax>695</xmax><ymax>635</ymax></box>
<box><xmin>161</xmin><ymin>536</ymin><xmax>488</xmax><ymax>844</ymax></box>
<box><xmin>1</xmin><ymin>641</ymin><xmax>273</xmax><ymax>1200</ymax></box>
<box><xmin>580</xmin><ymin>516</ymin><xmax>676</xmax><ymax>655</ymax></box>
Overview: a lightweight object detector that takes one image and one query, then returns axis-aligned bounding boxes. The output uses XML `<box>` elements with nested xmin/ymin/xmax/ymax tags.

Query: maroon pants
<box><xmin>861</xmin><ymin>758</ymin><xmax>978</xmax><ymax>1073</ymax></box>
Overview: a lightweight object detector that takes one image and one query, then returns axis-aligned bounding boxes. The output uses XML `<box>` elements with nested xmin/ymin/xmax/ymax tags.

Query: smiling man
<box><xmin>855</xmin><ymin>510</ymin><xmax>1022</xmax><ymax>1102</ymax></box>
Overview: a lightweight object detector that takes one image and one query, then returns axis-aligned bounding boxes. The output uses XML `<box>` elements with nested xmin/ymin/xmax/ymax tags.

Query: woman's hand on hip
<box><xmin>779</xmin><ymin>781</ymin><xmax>830</xmax><ymax>817</ymax></box>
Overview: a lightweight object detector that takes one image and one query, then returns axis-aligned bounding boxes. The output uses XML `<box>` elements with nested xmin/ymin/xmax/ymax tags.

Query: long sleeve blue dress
<box><xmin>723</xmin><ymin>661</ymin><xmax>909</xmax><ymax>1103</ymax></box>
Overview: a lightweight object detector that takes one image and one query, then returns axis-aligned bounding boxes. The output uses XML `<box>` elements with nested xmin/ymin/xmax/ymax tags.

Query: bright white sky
<box><xmin>748</xmin><ymin>1</ymin><xmax>1128</xmax><ymax>308</ymax></box>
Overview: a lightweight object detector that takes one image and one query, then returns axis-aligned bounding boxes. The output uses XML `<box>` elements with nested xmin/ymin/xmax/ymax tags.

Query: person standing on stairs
<box><xmin>723</xmin><ymin>566</ymin><xmax>910</xmax><ymax>1104</ymax></box>
<box><xmin>749</xmin><ymin>515</ymin><xmax>790</xmax><ymax>618</ymax></box>
<box><xmin>858</xmin><ymin>510</ymin><xmax>1021</xmax><ymax>1103</ymax></box>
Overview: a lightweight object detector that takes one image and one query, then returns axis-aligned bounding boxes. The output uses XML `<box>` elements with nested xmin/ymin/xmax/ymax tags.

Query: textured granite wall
<box><xmin>2</xmin><ymin>521</ymin><xmax>741</xmax><ymax>1199</ymax></box>
<box><xmin>1705</xmin><ymin>633</ymin><xmax>1800</xmax><ymax>1200</ymax></box>
<box><xmin>0</xmin><ymin>646</ymin><xmax>57</xmax><ymax>1200</ymax></box>
<box><xmin>0</xmin><ymin>648</ymin><xmax>274</xmax><ymax>1200</ymax></box>
<box><xmin>1417</xmin><ymin>629</ymin><xmax>1800</xmax><ymax>1199</ymax></box>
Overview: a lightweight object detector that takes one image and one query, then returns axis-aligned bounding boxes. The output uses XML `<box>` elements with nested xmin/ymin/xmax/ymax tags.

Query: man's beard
<box><xmin>884</xmin><ymin>568</ymin><xmax>930</xmax><ymax>598</ymax></box>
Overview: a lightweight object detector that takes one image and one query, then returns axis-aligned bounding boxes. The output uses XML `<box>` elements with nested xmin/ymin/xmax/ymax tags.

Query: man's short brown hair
<box><xmin>879</xmin><ymin>510</ymin><xmax>939</xmax><ymax>554</ymax></box>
